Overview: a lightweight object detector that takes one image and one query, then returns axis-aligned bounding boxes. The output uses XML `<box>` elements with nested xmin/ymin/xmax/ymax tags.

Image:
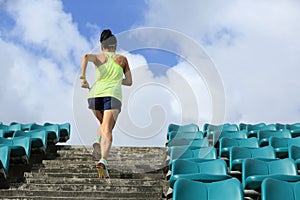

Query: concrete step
<box><xmin>25</xmin><ymin>172</ymin><xmax>165</xmax><ymax>180</ymax></box>
<box><xmin>0</xmin><ymin>145</ymin><xmax>167</xmax><ymax>199</ymax></box>
<box><xmin>0</xmin><ymin>197</ymin><xmax>161</xmax><ymax>200</ymax></box>
<box><xmin>0</xmin><ymin>190</ymin><xmax>162</xmax><ymax>198</ymax></box>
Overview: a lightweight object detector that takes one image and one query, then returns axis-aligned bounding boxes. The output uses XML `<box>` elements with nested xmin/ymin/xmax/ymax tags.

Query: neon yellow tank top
<box><xmin>88</xmin><ymin>52</ymin><xmax>123</xmax><ymax>101</ymax></box>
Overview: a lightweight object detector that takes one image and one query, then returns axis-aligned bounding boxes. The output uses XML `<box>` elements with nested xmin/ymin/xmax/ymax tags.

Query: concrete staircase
<box><xmin>0</xmin><ymin>145</ymin><xmax>168</xmax><ymax>200</ymax></box>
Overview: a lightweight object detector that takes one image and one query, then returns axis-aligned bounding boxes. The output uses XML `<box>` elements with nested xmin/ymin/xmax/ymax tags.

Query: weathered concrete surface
<box><xmin>0</xmin><ymin>145</ymin><xmax>169</xmax><ymax>200</ymax></box>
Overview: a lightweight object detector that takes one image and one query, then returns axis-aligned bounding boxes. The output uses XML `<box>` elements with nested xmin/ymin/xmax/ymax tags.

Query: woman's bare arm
<box><xmin>80</xmin><ymin>54</ymin><xmax>97</xmax><ymax>79</ymax></box>
<box><xmin>121</xmin><ymin>57</ymin><xmax>132</xmax><ymax>86</ymax></box>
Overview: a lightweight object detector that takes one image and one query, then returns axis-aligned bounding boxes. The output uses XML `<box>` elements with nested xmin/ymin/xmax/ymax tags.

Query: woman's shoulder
<box><xmin>115</xmin><ymin>54</ymin><xmax>128</xmax><ymax>68</ymax></box>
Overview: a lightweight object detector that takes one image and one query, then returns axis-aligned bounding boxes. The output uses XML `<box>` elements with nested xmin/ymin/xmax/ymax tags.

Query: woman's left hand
<box><xmin>81</xmin><ymin>79</ymin><xmax>90</xmax><ymax>89</ymax></box>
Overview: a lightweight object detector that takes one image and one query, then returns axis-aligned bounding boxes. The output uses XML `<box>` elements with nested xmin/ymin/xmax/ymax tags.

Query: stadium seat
<box><xmin>167</xmin><ymin>138</ymin><xmax>209</xmax><ymax>148</ymax></box>
<box><xmin>30</xmin><ymin>123</ymin><xmax>60</xmax><ymax>144</ymax></box>
<box><xmin>208</xmin><ymin>130</ymin><xmax>247</xmax><ymax>148</ymax></box>
<box><xmin>205</xmin><ymin>124</ymin><xmax>238</xmax><ymax>136</ymax></box>
<box><xmin>168</xmin><ymin>146</ymin><xmax>216</xmax><ymax>169</ymax></box>
<box><xmin>168</xmin><ymin>123</ymin><xmax>199</xmax><ymax>133</ymax></box>
<box><xmin>0</xmin><ymin>145</ymin><xmax>11</xmax><ymax>177</ymax></box>
<box><xmin>13</xmin><ymin>130</ymin><xmax>48</xmax><ymax>154</ymax></box>
<box><xmin>242</xmin><ymin>158</ymin><xmax>300</xmax><ymax>190</ymax></box>
<box><xmin>219</xmin><ymin>137</ymin><xmax>258</xmax><ymax>158</ymax></box>
<box><xmin>169</xmin><ymin>159</ymin><xmax>231</xmax><ymax>188</ymax></box>
<box><xmin>285</xmin><ymin>123</ymin><xmax>300</xmax><ymax>138</ymax></box>
<box><xmin>245</xmin><ymin>123</ymin><xmax>266</xmax><ymax>137</ymax></box>
<box><xmin>44</xmin><ymin>122</ymin><xmax>71</xmax><ymax>142</ymax></box>
<box><xmin>257</xmin><ymin>129</ymin><xmax>291</xmax><ymax>147</ymax></box>
<box><xmin>0</xmin><ymin>124</ymin><xmax>18</xmax><ymax>138</ymax></box>
<box><xmin>288</xmin><ymin>145</ymin><xmax>300</xmax><ymax>169</ymax></box>
<box><xmin>10</xmin><ymin>122</ymin><xmax>35</xmax><ymax>131</ymax></box>
<box><xmin>275</xmin><ymin>123</ymin><xmax>286</xmax><ymax>131</ymax></box>
<box><xmin>167</xmin><ymin>131</ymin><xmax>204</xmax><ymax>142</ymax></box>
<box><xmin>270</xmin><ymin>136</ymin><xmax>300</xmax><ymax>158</ymax></box>
<box><xmin>230</xmin><ymin>146</ymin><xmax>276</xmax><ymax>171</ymax></box>
<box><xmin>173</xmin><ymin>178</ymin><xmax>243</xmax><ymax>200</ymax></box>
<box><xmin>0</xmin><ymin>137</ymin><xmax>31</xmax><ymax>165</ymax></box>
<box><xmin>261</xmin><ymin>178</ymin><xmax>300</xmax><ymax>200</ymax></box>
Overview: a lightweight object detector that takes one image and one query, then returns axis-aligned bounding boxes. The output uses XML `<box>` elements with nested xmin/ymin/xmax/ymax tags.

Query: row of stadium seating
<box><xmin>0</xmin><ymin>122</ymin><xmax>70</xmax><ymax>189</ymax></box>
<box><xmin>166</xmin><ymin>123</ymin><xmax>300</xmax><ymax>200</ymax></box>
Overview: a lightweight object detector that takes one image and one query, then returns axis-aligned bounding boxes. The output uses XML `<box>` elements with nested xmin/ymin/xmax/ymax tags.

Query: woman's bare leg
<box><xmin>92</xmin><ymin>110</ymin><xmax>103</xmax><ymax>138</ymax></box>
<box><xmin>100</xmin><ymin>109</ymin><xmax>119</xmax><ymax>160</ymax></box>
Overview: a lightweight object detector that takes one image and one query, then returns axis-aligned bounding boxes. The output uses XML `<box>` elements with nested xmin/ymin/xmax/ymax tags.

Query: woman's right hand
<box><xmin>81</xmin><ymin>79</ymin><xmax>90</xmax><ymax>89</ymax></box>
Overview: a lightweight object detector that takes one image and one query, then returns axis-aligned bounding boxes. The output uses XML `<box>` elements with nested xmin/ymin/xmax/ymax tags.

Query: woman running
<box><xmin>80</xmin><ymin>29</ymin><xmax>132</xmax><ymax>178</ymax></box>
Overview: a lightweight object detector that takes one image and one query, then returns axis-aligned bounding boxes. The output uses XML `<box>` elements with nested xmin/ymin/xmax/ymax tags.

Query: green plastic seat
<box><xmin>30</xmin><ymin>123</ymin><xmax>60</xmax><ymax>144</ymax></box>
<box><xmin>168</xmin><ymin>138</ymin><xmax>209</xmax><ymax>148</ymax></box>
<box><xmin>44</xmin><ymin>122</ymin><xmax>71</xmax><ymax>142</ymax></box>
<box><xmin>258</xmin><ymin>129</ymin><xmax>291</xmax><ymax>147</ymax></box>
<box><xmin>0</xmin><ymin>145</ymin><xmax>11</xmax><ymax>175</ymax></box>
<box><xmin>208</xmin><ymin>130</ymin><xmax>247</xmax><ymax>148</ymax></box>
<box><xmin>0</xmin><ymin>136</ymin><xmax>31</xmax><ymax>164</ymax></box>
<box><xmin>13</xmin><ymin>130</ymin><xmax>48</xmax><ymax>153</ymax></box>
<box><xmin>230</xmin><ymin>146</ymin><xmax>276</xmax><ymax>171</ymax></box>
<box><xmin>168</xmin><ymin>123</ymin><xmax>199</xmax><ymax>133</ymax></box>
<box><xmin>245</xmin><ymin>123</ymin><xmax>267</xmax><ymax>137</ymax></box>
<box><xmin>288</xmin><ymin>145</ymin><xmax>300</xmax><ymax>169</ymax></box>
<box><xmin>10</xmin><ymin>122</ymin><xmax>35</xmax><ymax>131</ymax></box>
<box><xmin>261</xmin><ymin>178</ymin><xmax>300</xmax><ymax>200</ymax></box>
<box><xmin>173</xmin><ymin>178</ymin><xmax>243</xmax><ymax>200</ymax></box>
<box><xmin>168</xmin><ymin>146</ymin><xmax>216</xmax><ymax>169</ymax></box>
<box><xmin>270</xmin><ymin>136</ymin><xmax>300</xmax><ymax>158</ymax></box>
<box><xmin>242</xmin><ymin>158</ymin><xmax>300</xmax><ymax>190</ymax></box>
<box><xmin>219</xmin><ymin>137</ymin><xmax>258</xmax><ymax>158</ymax></box>
<box><xmin>205</xmin><ymin>123</ymin><xmax>238</xmax><ymax>136</ymax></box>
<box><xmin>170</xmin><ymin>159</ymin><xmax>231</xmax><ymax>188</ymax></box>
<box><xmin>167</xmin><ymin>131</ymin><xmax>204</xmax><ymax>142</ymax></box>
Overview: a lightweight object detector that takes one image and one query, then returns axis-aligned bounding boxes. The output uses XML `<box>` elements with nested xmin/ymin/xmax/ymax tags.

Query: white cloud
<box><xmin>0</xmin><ymin>0</ymin><xmax>90</xmax><ymax>145</ymax></box>
<box><xmin>142</xmin><ymin>0</ymin><xmax>300</xmax><ymax>124</ymax></box>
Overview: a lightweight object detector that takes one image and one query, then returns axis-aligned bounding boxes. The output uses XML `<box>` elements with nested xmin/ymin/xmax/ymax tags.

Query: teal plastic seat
<box><xmin>170</xmin><ymin>159</ymin><xmax>231</xmax><ymax>188</ymax></box>
<box><xmin>230</xmin><ymin>146</ymin><xmax>276</xmax><ymax>171</ymax></box>
<box><xmin>44</xmin><ymin>122</ymin><xmax>71</xmax><ymax>142</ymax></box>
<box><xmin>261</xmin><ymin>178</ymin><xmax>300</xmax><ymax>200</ymax></box>
<box><xmin>242</xmin><ymin>158</ymin><xmax>300</xmax><ymax>190</ymax></box>
<box><xmin>258</xmin><ymin>129</ymin><xmax>291</xmax><ymax>147</ymax></box>
<box><xmin>168</xmin><ymin>146</ymin><xmax>216</xmax><ymax>169</ymax></box>
<box><xmin>0</xmin><ymin>137</ymin><xmax>31</xmax><ymax>164</ymax></box>
<box><xmin>208</xmin><ymin>130</ymin><xmax>247</xmax><ymax>148</ymax></box>
<box><xmin>270</xmin><ymin>136</ymin><xmax>300</xmax><ymax>158</ymax></box>
<box><xmin>275</xmin><ymin>123</ymin><xmax>286</xmax><ymax>131</ymax></box>
<box><xmin>219</xmin><ymin>137</ymin><xmax>258</xmax><ymax>158</ymax></box>
<box><xmin>285</xmin><ymin>123</ymin><xmax>300</xmax><ymax>138</ymax></box>
<box><xmin>167</xmin><ymin>131</ymin><xmax>203</xmax><ymax>142</ymax></box>
<box><xmin>0</xmin><ymin>124</ymin><xmax>16</xmax><ymax>138</ymax></box>
<box><xmin>288</xmin><ymin>145</ymin><xmax>300</xmax><ymax>169</ymax></box>
<box><xmin>13</xmin><ymin>130</ymin><xmax>48</xmax><ymax>153</ymax></box>
<box><xmin>168</xmin><ymin>123</ymin><xmax>199</xmax><ymax>133</ymax></box>
<box><xmin>173</xmin><ymin>178</ymin><xmax>243</xmax><ymax>200</ymax></box>
<box><xmin>245</xmin><ymin>123</ymin><xmax>267</xmax><ymax>137</ymax></box>
<box><xmin>205</xmin><ymin>124</ymin><xmax>238</xmax><ymax>136</ymax></box>
<box><xmin>30</xmin><ymin>123</ymin><xmax>60</xmax><ymax>144</ymax></box>
<box><xmin>0</xmin><ymin>145</ymin><xmax>11</xmax><ymax>176</ymax></box>
<box><xmin>168</xmin><ymin>138</ymin><xmax>209</xmax><ymax>148</ymax></box>
<box><xmin>10</xmin><ymin>122</ymin><xmax>35</xmax><ymax>131</ymax></box>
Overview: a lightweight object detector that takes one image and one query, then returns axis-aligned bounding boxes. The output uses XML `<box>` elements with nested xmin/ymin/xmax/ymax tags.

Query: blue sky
<box><xmin>1</xmin><ymin>0</ymin><xmax>300</xmax><ymax>146</ymax></box>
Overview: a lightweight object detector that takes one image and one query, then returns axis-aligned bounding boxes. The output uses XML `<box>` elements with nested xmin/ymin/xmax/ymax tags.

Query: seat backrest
<box><xmin>207</xmin><ymin>124</ymin><xmax>238</xmax><ymax>132</ymax></box>
<box><xmin>231</xmin><ymin>146</ymin><xmax>275</xmax><ymax>162</ymax></box>
<box><xmin>261</xmin><ymin>178</ymin><xmax>295</xmax><ymax>200</ymax></box>
<box><xmin>168</xmin><ymin>123</ymin><xmax>199</xmax><ymax>132</ymax></box>
<box><xmin>170</xmin><ymin>146</ymin><xmax>216</xmax><ymax>161</ymax></box>
<box><xmin>246</xmin><ymin>123</ymin><xmax>266</xmax><ymax>132</ymax></box>
<box><xmin>168</xmin><ymin>138</ymin><xmax>209</xmax><ymax>148</ymax></box>
<box><xmin>243</xmin><ymin>158</ymin><xmax>297</xmax><ymax>182</ymax></box>
<box><xmin>0</xmin><ymin>145</ymin><xmax>11</xmax><ymax>174</ymax></box>
<box><xmin>172</xmin><ymin>159</ymin><xmax>228</xmax><ymax>175</ymax></box>
<box><xmin>219</xmin><ymin>130</ymin><xmax>248</xmax><ymax>140</ymax></box>
<box><xmin>173</xmin><ymin>178</ymin><xmax>243</xmax><ymax>200</ymax></box>
<box><xmin>168</xmin><ymin>131</ymin><xmax>203</xmax><ymax>141</ymax></box>
<box><xmin>258</xmin><ymin>130</ymin><xmax>291</xmax><ymax>141</ymax></box>
<box><xmin>286</xmin><ymin>123</ymin><xmax>300</xmax><ymax>131</ymax></box>
<box><xmin>289</xmin><ymin>145</ymin><xmax>300</xmax><ymax>160</ymax></box>
<box><xmin>220</xmin><ymin>137</ymin><xmax>258</xmax><ymax>149</ymax></box>
<box><xmin>270</xmin><ymin>136</ymin><xmax>300</xmax><ymax>149</ymax></box>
